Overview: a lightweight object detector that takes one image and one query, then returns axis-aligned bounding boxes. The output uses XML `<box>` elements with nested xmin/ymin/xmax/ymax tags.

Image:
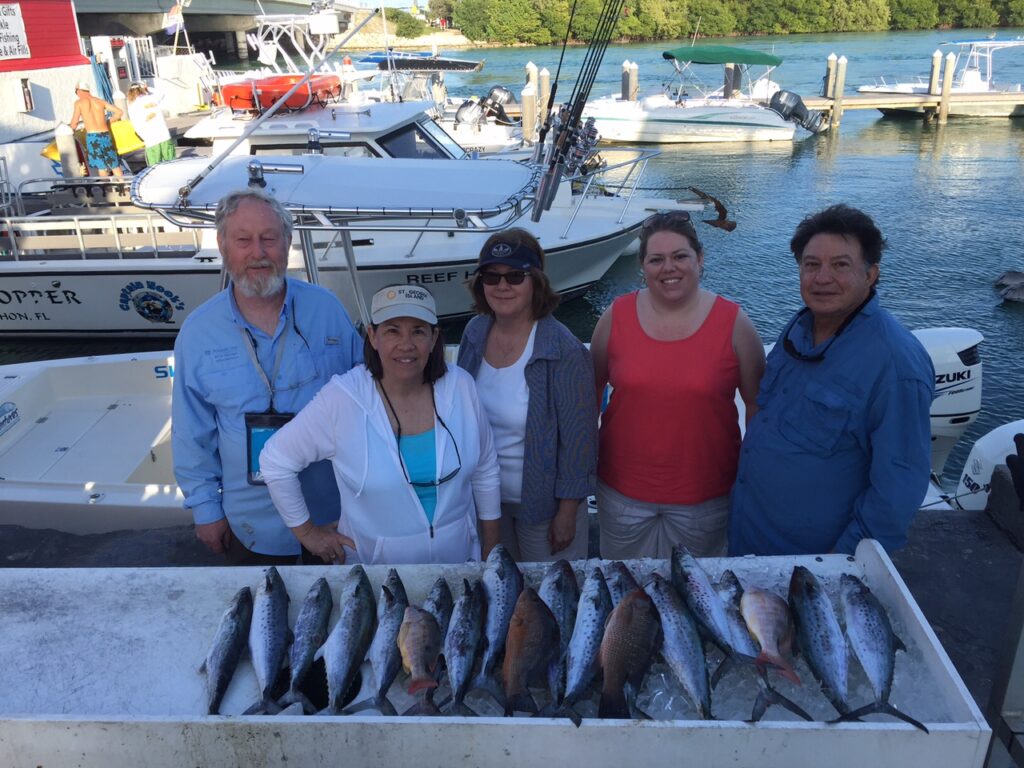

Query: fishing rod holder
<box><xmin>247</xmin><ymin>160</ymin><xmax>304</xmax><ymax>188</ymax></box>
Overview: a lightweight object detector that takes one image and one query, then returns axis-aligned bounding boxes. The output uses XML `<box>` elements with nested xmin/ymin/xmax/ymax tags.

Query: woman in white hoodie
<box><xmin>260</xmin><ymin>285</ymin><xmax>501</xmax><ymax>565</ymax></box>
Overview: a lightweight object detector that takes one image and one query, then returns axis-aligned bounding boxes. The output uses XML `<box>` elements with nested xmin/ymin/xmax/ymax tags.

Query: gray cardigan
<box><xmin>457</xmin><ymin>314</ymin><xmax>598</xmax><ymax>525</ymax></box>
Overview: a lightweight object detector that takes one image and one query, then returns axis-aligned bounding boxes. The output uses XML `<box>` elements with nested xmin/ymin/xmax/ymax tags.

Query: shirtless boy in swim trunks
<box><xmin>69</xmin><ymin>81</ymin><xmax>124</xmax><ymax>177</ymax></box>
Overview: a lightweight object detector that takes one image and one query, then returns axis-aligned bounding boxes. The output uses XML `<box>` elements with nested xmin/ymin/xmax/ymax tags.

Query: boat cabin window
<box><xmin>377</xmin><ymin>121</ymin><xmax>463</xmax><ymax>160</ymax></box>
<box><xmin>251</xmin><ymin>143</ymin><xmax>378</xmax><ymax>159</ymax></box>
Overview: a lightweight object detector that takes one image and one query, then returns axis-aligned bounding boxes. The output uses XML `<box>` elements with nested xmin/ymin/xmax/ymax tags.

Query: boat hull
<box><xmin>585</xmin><ymin>95</ymin><xmax>796</xmax><ymax>143</ymax></box>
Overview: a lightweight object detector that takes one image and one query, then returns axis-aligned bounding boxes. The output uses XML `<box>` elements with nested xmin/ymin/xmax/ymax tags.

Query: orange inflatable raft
<box><xmin>220</xmin><ymin>74</ymin><xmax>342</xmax><ymax>111</ymax></box>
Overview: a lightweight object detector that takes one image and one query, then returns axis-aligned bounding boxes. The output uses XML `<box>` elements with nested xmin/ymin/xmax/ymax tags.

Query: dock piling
<box><xmin>928</xmin><ymin>50</ymin><xmax>942</xmax><ymax>94</ymax></box>
<box><xmin>539</xmin><ymin>67</ymin><xmax>551</xmax><ymax>117</ymax></box>
<box><xmin>521</xmin><ymin>84</ymin><xmax>537</xmax><ymax>142</ymax></box>
<box><xmin>823</xmin><ymin>53</ymin><xmax>837</xmax><ymax>98</ymax></box>
<box><xmin>830</xmin><ymin>56</ymin><xmax>848</xmax><ymax>129</ymax></box>
<box><xmin>938</xmin><ymin>51</ymin><xmax>955</xmax><ymax>124</ymax></box>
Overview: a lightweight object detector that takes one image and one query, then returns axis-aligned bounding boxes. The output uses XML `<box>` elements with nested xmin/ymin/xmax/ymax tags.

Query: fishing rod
<box><xmin>176</xmin><ymin>7</ymin><xmax>380</xmax><ymax>205</ymax></box>
<box><xmin>532</xmin><ymin>0</ymin><xmax>625</xmax><ymax>220</ymax></box>
<box><xmin>531</xmin><ymin>0</ymin><xmax>579</xmax><ymax>163</ymax></box>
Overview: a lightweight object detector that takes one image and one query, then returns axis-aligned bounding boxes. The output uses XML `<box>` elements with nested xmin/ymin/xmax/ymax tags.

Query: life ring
<box><xmin>220</xmin><ymin>74</ymin><xmax>343</xmax><ymax>111</ymax></box>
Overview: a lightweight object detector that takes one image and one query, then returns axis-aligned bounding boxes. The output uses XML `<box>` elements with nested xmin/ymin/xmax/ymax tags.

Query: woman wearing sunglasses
<box><xmin>260</xmin><ymin>284</ymin><xmax>501</xmax><ymax>565</ymax></box>
<box><xmin>457</xmin><ymin>228</ymin><xmax>597</xmax><ymax>562</ymax></box>
<box><xmin>591</xmin><ymin>211</ymin><xmax>765</xmax><ymax>559</ymax></box>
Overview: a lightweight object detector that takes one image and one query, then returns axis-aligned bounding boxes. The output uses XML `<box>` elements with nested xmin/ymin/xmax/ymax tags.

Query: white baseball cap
<box><xmin>370</xmin><ymin>285</ymin><xmax>437</xmax><ymax>325</ymax></box>
<box><xmin>75</xmin><ymin>80</ymin><xmax>92</xmax><ymax>92</ymax></box>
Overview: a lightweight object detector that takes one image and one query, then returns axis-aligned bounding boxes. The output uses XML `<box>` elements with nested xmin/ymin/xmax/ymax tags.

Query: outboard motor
<box><xmin>769</xmin><ymin>90</ymin><xmax>828</xmax><ymax>134</ymax></box>
<box><xmin>955</xmin><ymin>420</ymin><xmax>1024</xmax><ymax>511</ymax></box>
<box><xmin>912</xmin><ymin>328</ymin><xmax>984</xmax><ymax>482</ymax></box>
<box><xmin>455</xmin><ymin>97</ymin><xmax>485</xmax><ymax>127</ymax></box>
<box><xmin>479</xmin><ymin>85</ymin><xmax>516</xmax><ymax>125</ymax></box>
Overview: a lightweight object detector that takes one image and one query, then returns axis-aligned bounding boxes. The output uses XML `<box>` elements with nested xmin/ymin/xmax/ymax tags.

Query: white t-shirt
<box><xmin>474</xmin><ymin>322</ymin><xmax>536</xmax><ymax>504</ymax></box>
<box><xmin>126</xmin><ymin>92</ymin><xmax>171</xmax><ymax>146</ymax></box>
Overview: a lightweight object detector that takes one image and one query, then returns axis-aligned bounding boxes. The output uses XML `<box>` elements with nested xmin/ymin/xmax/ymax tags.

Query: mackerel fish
<box><xmin>200</xmin><ymin>586</ymin><xmax>253</xmax><ymax>715</ymax></box>
<box><xmin>644</xmin><ymin>573</ymin><xmax>710</xmax><ymax>719</ymax></box>
<box><xmin>538</xmin><ymin>559</ymin><xmax>580</xmax><ymax>705</ymax></box>
<box><xmin>245</xmin><ymin>566</ymin><xmax>290</xmax><ymax>714</ymax></box>
<box><xmin>442</xmin><ymin>578</ymin><xmax>486</xmax><ymax>716</ymax></box>
<box><xmin>279</xmin><ymin>577</ymin><xmax>333</xmax><ymax>713</ymax></box>
<box><xmin>788</xmin><ymin>565</ymin><xmax>850</xmax><ymax>716</ymax></box>
<box><xmin>838</xmin><ymin>573</ymin><xmax>929</xmax><ymax>733</ymax></box>
<box><xmin>345</xmin><ymin>568</ymin><xmax>408</xmax><ymax>716</ymax></box>
<box><xmin>471</xmin><ymin>544</ymin><xmax>523</xmax><ymax>705</ymax></box>
<box><xmin>423</xmin><ymin>576</ymin><xmax>455</xmax><ymax>639</ymax></box>
<box><xmin>317</xmin><ymin>564</ymin><xmax>375</xmax><ymax>715</ymax></box>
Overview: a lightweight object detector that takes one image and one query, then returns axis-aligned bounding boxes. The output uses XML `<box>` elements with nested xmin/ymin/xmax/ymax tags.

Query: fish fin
<box><xmin>469</xmin><ymin>672</ymin><xmax>507</xmax><ymax>708</ymax></box>
<box><xmin>402</xmin><ymin>698</ymin><xmax>442</xmax><ymax>716</ymax></box>
<box><xmin>343</xmin><ymin>695</ymin><xmax>397</xmax><ymax>717</ymax></box>
<box><xmin>534</xmin><ymin>703</ymin><xmax>582</xmax><ymax>727</ymax></box>
<box><xmin>504</xmin><ymin>692</ymin><xmax>538</xmax><ymax>716</ymax></box>
<box><xmin>710</xmin><ymin>654</ymin><xmax>735</xmax><ymax>688</ymax></box>
<box><xmin>834</xmin><ymin>702</ymin><xmax>929</xmax><ymax>734</ymax></box>
<box><xmin>408</xmin><ymin>676</ymin><xmax>440</xmax><ymax>695</ymax></box>
<box><xmin>447</xmin><ymin>700</ymin><xmax>479</xmax><ymax>717</ymax></box>
<box><xmin>198</xmin><ymin>659</ymin><xmax>206</xmax><ymax>675</ymax></box>
<box><xmin>241</xmin><ymin>696</ymin><xmax>281</xmax><ymax>716</ymax></box>
<box><xmin>893</xmin><ymin>633</ymin><xmax>908</xmax><ymax>654</ymax></box>
<box><xmin>276</xmin><ymin>702</ymin><xmax>305</xmax><ymax>716</ymax></box>
<box><xmin>756</xmin><ymin>651</ymin><xmax>802</xmax><ymax>686</ymax></box>
<box><xmin>753</xmin><ymin>684</ymin><xmax>813</xmax><ymax>722</ymax></box>
<box><xmin>598</xmin><ymin>690</ymin><xmax>630</xmax><ymax>720</ymax></box>
<box><xmin>278</xmin><ymin>689</ymin><xmax>316</xmax><ymax>715</ymax></box>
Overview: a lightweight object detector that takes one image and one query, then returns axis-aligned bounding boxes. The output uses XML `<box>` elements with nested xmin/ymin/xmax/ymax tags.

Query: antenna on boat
<box><xmin>690</xmin><ymin>16</ymin><xmax>701</xmax><ymax>45</ymax></box>
<box><xmin>175</xmin><ymin>7</ymin><xmax>381</xmax><ymax>204</ymax></box>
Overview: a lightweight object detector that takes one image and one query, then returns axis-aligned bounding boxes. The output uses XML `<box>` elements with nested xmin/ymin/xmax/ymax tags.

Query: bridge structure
<box><xmin>73</xmin><ymin>1</ymin><xmax>362</xmax><ymax>61</ymax></box>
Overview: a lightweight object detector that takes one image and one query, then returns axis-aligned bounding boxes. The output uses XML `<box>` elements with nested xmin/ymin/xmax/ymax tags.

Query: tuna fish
<box><xmin>537</xmin><ymin>559</ymin><xmax>580</xmax><ymax>705</ymax></box>
<box><xmin>471</xmin><ymin>544</ymin><xmax>524</xmax><ymax>705</ymax></box>
<box><xmin>200</xmin><ymin>586</ymin><xmax>253</xmax><ymax>715</ymax></box>
<box><xmin>598</xmin><ymin>587</ymin><xmax>661</xmax><ymax>719</ymax></box>
<box><xmin>503</xmin><ymin>587</ymin><xmax>561</xmax><ymax>715</ymax></box>
<box><xmin>279</xmin><ymin>577</ymin><xmax>333</xmax><ymax>713</ymax></box>
<box><xmin>317</xmin><ymin>565</ymin><xmax>375</xmax><ymax>715</ymax></box>
<box><xmin>788</xmin><ymin>565</ymin><xmax>851</xmax><ymax>716</ymax></box>
<box><xmin>245</xmin><ymin>566</ymin><xmax>291</xmax><ymax>715</ymax></box>
<box><xmin>644</xmin><ymin>573</ymin><xmax>711</xmax><ymax>719</ymax></box>
<box><xmin>399</xmin><ymin>605</ymin><xmax>443</xmax><ymax>695</ymax></box>
<box><xmin>605</xmin><ymin>561</ymin><xmax>640</xmax><ymax>607</ymax></box>
<box><xmin>837</xmin><ymin>573</ymin><xmax>929</xmax><ymax>733</ymax></box>
<box><xmin>442</xmin><ymin>579</ymin><xmax>486</xmax><ymax>716</ymax></box>
<box><xmin>344</xmin><ymin>570</ymin><xmax>408</xmax><ymax>716</ymax></box>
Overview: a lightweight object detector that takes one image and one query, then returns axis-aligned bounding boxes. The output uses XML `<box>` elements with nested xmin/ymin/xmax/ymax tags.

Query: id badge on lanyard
<box><xmin>245</xmin><ymin>410</ymin><xmax>294</xmax><ymax>485</ymax></box>
<box><xmin>241</xmin><ymin>318</ymin><xmax>295</xmax><ymax>486</ymax></box>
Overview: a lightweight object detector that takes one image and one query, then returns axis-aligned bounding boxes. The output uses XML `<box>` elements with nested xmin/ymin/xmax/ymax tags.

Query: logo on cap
<box><xmin>386</xmin><ymin>289</ymin><xmax>397</xmax><ymax>300</ymax></box>
<box><xmin>490</xmin><ymin>242</ymin><xmax>513</xmax><ymax>258</ymax></box>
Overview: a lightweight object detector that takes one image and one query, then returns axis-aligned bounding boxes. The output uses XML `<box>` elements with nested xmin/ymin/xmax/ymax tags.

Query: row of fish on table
<box><xmin>200</xmin><ymin>543</ymin><xmax>929</xmax><ymax>731</ymax></box>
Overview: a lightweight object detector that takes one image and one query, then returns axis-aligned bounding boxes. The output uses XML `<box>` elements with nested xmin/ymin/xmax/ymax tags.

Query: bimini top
<box><xmin>662</xmin><ymin>45</ymin><xmax>783</xmax><ymax>67</ymax></box>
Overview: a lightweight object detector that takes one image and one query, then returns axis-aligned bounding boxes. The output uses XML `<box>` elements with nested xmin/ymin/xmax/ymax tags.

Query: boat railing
<box><xmin>0</xmin><ymin>158</ymin><xmax>13</xmax><ymax>217</ymax></box>
<box><xmin>558</xmin><ymin>147</ymin><xmax>660</xmax><ymax>238</ymax></box>
<box><xmin>0</xmin><ymin>212</ymin><xmax>203</xmax><ymax>262</ymax></box>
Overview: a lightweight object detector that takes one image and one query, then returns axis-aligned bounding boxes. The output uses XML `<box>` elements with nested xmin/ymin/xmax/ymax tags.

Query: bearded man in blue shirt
<box><xmin>172</xmin><ymin>189</ymin><xmax>362</xmax><ymax>565</ymax></box>
<box><xmin>729</xmin><ymin>204</ymin><xmax>934</xmax><ymax>556</ymax></box>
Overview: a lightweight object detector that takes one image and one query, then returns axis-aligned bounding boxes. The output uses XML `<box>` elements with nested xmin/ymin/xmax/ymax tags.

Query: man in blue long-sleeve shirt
<box><xmin>729</xmin><ymin>204</ymin><xmax>934</xmax><ymax>556</ymax></box>
<box><xmin>172</xmin><ymin>189</ymin><xmax>362</xmax><ymax>565</ymax></box>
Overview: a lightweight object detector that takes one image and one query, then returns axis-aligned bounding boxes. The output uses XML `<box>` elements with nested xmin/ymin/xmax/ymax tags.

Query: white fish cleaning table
<box><xmin>0</xmin><ymin>541</ymin><xmax>990</xmax><ymax>767</ymax></box>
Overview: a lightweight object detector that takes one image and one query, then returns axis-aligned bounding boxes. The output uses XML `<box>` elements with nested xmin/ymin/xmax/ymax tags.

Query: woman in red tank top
<box><xmin>590</xmin><ymin>211</ymin><xmax>766</xmax><ymax>558</ymax></box>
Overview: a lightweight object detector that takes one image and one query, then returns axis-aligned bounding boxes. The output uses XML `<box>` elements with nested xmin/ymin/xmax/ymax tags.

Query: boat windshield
<box><xmin>378</xmin><ymin>120</ymin><xmax>465</xmax><ymax>159</ymax></box>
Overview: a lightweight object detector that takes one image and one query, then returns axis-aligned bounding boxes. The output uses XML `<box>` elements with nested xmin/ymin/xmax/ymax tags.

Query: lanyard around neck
<box><xmin>240</xmin><ymin>313</ymin><xmax>292</xmax><ymax>412</ymax></box>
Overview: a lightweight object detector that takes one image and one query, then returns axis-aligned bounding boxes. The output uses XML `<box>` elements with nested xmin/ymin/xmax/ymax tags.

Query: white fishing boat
<box><xmin>584</xmin><ymin>45</ymin><xmax>826</xmax><ymax>144</ymax></box>
<box><xmin>0</xmin><ymin>93</ymin><xmax>690</xmax><ymax>337</ymax></box>
<box><xmin>1</xmin><ymin>328</ymin><xmax>1018</xmax><ymax>535</ymax></box>
<box><xmin>857</xmin><ymin>39</ymin><xmax>1024</xmax><ymax>117</ymax></box>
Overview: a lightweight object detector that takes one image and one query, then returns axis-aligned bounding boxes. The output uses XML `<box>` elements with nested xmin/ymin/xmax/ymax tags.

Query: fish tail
<box><xmin>407</xmin><ymin>676</ymin><xmax>440</xmax><ymax>695</ymax></box>
<box><xmin>469</xmin><ymin>671</ymin><xmax>507</xmax><ymax>708</ymax></box>
<box><xmin>833</xmin><ymin>701</ymin><xmax>929</xmax><ymax>734</ymax></box>
<box><xmin>402</xmin><ymin>698</ymin><xmax>443</xmax><ymax>716</ymax></box>
<box><xmin>278</xmin><ymin>689</ymin><xmax>317</xmax><ymax>715</ymax></box>
<box><xmin>342</xmin><ymin>695</ymin><xmax>397</xmax><ymax>717</ymax></box>
<box><xmin>504</xmin><ymin>691</ymin><xmax>538</xmax><ymax>716</ymax></box>
<box><xmin>447</xmin><ymin>700</ymin><xmax>479</xmax><ymax>717</ymax></box>
<box><xmin>756</xmin><ymin>651</ymin><xmax>802</xmax><ymax>686</ymax></box>
<box><xmin>752</xmin><ymin>684</ymin><xmax>813</xmax><ymax>723</ymax></box>
<box><xmin>598</xmin><ymin>689</ymin><xmax>630</xmax><ymax>720</ymax></box>
<box><xmin>533</xmin><ymin>702</ymin><xmax>582</xmax><ymax>727</ymax></box>
<box><xmin>242</xmin><ymin>696</ymin><xmax>283</xmax><ymax>716</ymax></box>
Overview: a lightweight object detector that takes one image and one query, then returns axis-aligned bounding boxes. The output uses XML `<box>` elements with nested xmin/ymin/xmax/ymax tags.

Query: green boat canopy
<box><xmin>662</xmin><ymin>45</ymin><xmax>783</xmax><ymax>67</ymax></box>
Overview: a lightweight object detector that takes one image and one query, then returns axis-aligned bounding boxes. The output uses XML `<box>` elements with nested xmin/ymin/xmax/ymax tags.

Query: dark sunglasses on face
<box><xmin>479</xmin><ymin>270</ymin><xmax>528</xmax><ymax>286</ymax></box>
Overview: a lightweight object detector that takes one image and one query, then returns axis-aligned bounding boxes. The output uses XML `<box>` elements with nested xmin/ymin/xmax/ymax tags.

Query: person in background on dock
<box><xmin>172</xmin><ymin>189</ymin><xmax>362</xmax><ymax>566</ymax></box>
<box><xmin>69</xmin><ymin>81</ymin><xmax>124</xmax><ymax>178</ymax></box>
<box><xmin>126</xmin><ymin>82</ymin><xmax>176</xmax><ymax>166</ymax></box>
<box><xmin>457</xmin><ymin>229</ymin><xmax>597</xmax><ymax>562</ymax></box>
<box><xmin>591</xmin><ymin>211</ymin><xmax>765</xmax><ymax>558</ymax></box>
<box><xmin>260</xmin><ymin>285</ymin><xmax>502</xmax><ymax>565</ymax></box>
<box><xmin>729</xmin><ymin>204</ymin><xmax>934</xmax><ymax>556</ymax></box>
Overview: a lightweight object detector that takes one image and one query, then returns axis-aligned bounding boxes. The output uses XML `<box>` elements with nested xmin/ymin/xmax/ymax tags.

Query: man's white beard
<box><xmin>232</xmin><ymin>264</ymin><xmax>285</xmax><ymax>298</ymax></box>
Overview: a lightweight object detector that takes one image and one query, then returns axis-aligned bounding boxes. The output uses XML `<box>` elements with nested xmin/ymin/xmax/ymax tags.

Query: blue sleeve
<box><xmin>833</xmin><ymin>376</ymin><xmax>935</xmax><ymax>553</ymax></box>
<box><xmin>553</xmin><ymin>343</ymin><xmax>599</xmax><ymax>500</ymax></box>
<box><xmin>171</xmin><ymin>331</ymin><xmax>225</xmax><ymax>525</ymax></box>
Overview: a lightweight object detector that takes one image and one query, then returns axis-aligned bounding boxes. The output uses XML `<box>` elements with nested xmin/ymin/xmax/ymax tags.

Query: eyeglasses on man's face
<box><xmin>479</xmin><ymin>270</ymin><xmax>528</xmax><ymax>286</ymax></box>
